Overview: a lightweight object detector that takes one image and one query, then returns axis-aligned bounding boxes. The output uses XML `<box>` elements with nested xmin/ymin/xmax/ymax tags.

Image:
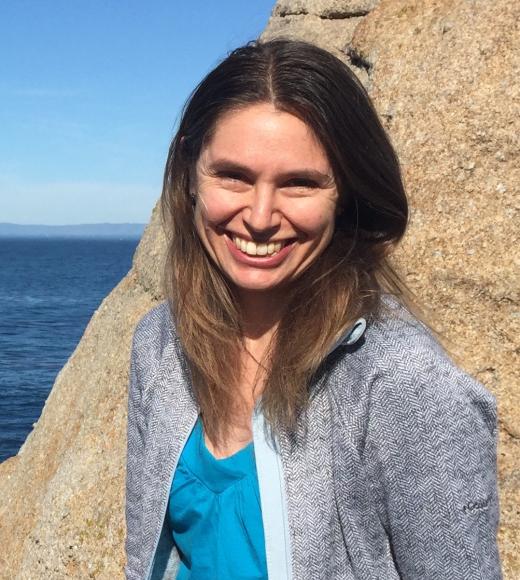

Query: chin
<box><xmin>227</xmin><ymin>275</ymin><xmax>285</xmax><ymax>294</ymax></box>
<box><xmin>233</xmin><ymin>281</ymin><xmax>281</xmax><ymax>293</ymax></box>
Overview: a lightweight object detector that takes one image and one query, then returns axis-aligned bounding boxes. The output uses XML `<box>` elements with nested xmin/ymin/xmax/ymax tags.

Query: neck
<box><xmin>234</xmin><ymin>288</ymin><xmax>290</xmax><ymax>403</ymax></box>
<box><xmin>237</xmin><ymin>288</ymin><xmax>287</xmax><ymax>341</ymax></box>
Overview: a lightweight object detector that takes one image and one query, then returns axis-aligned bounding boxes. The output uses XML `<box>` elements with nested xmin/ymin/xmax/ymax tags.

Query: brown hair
<box><xmin>160</xmin><ymin>39</ymin><xmax>436</xmax><ymax>445</ymax></box>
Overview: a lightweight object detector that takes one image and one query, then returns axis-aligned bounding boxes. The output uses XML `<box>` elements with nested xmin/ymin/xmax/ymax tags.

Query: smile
<box><xmin>230</xmin><ymin>234</ymin><xmax>293</xmax><ymax>257</ymax></box>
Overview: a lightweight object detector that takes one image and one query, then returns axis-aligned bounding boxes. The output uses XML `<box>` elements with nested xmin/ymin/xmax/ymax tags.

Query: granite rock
<box><xmin>273</xmin><ymin>0</ymin><xmax>379</xmax><ymax>18</ymax></box>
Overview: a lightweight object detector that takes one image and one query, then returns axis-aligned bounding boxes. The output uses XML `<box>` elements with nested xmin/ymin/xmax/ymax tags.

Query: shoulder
<box><xmin>345</xmin><ymin>298</ymin><xmax>502</xmax><ymax>578</ymax></box>
<box><xmin>130</xmin><ymin>300</ymin><xmax>176</xmax><ymax>382</ymax></box>
<box><xmin>331</xmin><ymin>295</ymin><xmax>497</xmax><ymax>435</ymax></box>
<box><xmin>133</xmin><ymin>300</ymin><xmax>175</xmax><ymax>346</ymax></box>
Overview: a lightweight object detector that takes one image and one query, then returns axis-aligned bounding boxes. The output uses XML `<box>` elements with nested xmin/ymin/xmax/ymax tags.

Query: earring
<box><xmin>189</xmin><ymin>192</ymin><xmax>197</xmax><ymax>207</ymax></box>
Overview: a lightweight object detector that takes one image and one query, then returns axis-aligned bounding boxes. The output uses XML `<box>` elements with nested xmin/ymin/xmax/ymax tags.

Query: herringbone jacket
<box><xmin>124</xmin><ymin>296</ymin><xmax>502</xmax><ymax>579</ymax></box>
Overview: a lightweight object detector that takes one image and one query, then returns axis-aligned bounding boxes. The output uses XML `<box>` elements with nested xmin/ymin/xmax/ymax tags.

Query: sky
<box><xmin>0</xmin><ymin>0</ymin><xmax>275</xmax><ymax>225</ymax></box>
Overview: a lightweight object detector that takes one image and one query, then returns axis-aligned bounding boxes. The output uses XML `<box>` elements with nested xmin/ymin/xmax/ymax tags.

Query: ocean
<box><xmin>0</xmin><ymin>237</ymin><xmax>139</xmax><ymax>463</ymax></box>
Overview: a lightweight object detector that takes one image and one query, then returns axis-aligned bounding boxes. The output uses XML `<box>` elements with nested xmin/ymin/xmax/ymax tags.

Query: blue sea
<box><xmin>0</xmin><ymin>237</ymin><xmax>140</xmax><ymax>462</ymax></box>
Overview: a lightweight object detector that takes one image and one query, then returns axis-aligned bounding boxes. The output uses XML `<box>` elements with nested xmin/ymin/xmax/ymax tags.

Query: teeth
<box><xmin>256</xmin><ymin>243</ymin><xmax>268</xmax><ymax>256</ymax></box>
<box><xmin>233</xmin><ymin>235</ymin><xmax>286</xmax><ymax>256</ymax></box>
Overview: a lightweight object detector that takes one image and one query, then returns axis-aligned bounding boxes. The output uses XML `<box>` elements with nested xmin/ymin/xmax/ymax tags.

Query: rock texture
<box><xmin>0</xmin><ymin>0</ymin><xmax>518</xmax><ymax>578</ymax></box>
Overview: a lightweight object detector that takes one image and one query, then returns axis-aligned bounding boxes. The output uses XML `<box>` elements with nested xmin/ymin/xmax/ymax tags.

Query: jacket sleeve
<box><xmin>124</xmin><ymin>324</ymin><xmax>147</xmax><ymax>579</ymax></box>
<box><xmin>362</xmin><ymin>351</ymin><xmax>502</xmax><ymax>579</ymax></box>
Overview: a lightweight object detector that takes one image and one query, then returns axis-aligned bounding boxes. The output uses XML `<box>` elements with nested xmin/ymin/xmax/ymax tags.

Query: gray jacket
<box><xmin>124</xmin><ymin>296</ymin><xmax>502</xmax><ymax>579</ymax></box>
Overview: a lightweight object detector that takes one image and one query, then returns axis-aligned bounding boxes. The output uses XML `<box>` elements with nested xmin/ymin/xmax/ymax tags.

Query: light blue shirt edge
<box><xmin>252</xmin><ymin>408</ymin><xmax>292</xmax><ymax>580</ymax></box>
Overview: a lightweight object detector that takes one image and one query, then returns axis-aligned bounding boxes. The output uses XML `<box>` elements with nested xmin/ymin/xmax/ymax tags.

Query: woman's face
<box><xmin>193</xmin><ymin>102</ymin><xmax>339</xmax><ymax>298</ymax></box>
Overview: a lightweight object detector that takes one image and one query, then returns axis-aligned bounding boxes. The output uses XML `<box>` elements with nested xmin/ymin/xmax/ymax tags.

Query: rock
<box><xmin>1</xmin><ymin>0</ymin><xmax>518</xmax><ymax>577</ymax></box>
<box><xmin>273</xmin><ymin>0</ymin><xmax>380</xmax><ymax>18</ymax></box>
<box><xmin>261</xmin><ymin>13</ymin><xmax>362</xmax><ymax>60</ymax></box>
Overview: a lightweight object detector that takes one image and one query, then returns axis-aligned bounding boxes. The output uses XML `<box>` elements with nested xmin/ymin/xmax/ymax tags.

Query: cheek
<box><xmin>197</xmin><ymin>192</ymin><xmax>238</xmax><ymax>226</ymax></box>
<box><xmin>285</xmin><ymin>202</ymin><xmax>337</xmax><ymax>237</ymax></box>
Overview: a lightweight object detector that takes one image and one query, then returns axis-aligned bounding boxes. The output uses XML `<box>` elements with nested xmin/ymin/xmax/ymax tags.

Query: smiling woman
<box><xmin>194</xmin><ymin>103</ymin><xmax>339</xmax><ymax>295</ymax></box>
<box><xmin>124</xmin><ymin>39</ymin><xmax>501</xmax><ymax>580</ymax></box>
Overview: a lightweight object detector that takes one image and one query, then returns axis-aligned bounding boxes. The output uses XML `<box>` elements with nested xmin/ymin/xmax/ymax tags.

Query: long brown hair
<box><xmin>160</xmin><ymin>39</ymin><xmax>435</xmax><ymax>445</ymax></box>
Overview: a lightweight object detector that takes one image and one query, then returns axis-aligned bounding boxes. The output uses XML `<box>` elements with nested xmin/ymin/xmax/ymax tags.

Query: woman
<box><xmin>124</xmin><ymin>40</ymin><xmax>501</xmax><ymax>579</ymax></box>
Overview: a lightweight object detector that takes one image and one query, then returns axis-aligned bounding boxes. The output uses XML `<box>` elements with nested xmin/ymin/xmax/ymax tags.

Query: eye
<box><xmin>284</xmin><ymin>178</ymin><xmax>319</xmax><ymax>188</ymax></box>
<box><xmin>217</xmin><ymin>171</ymin><xmax>248</xmax><ymax>183</ymax></box>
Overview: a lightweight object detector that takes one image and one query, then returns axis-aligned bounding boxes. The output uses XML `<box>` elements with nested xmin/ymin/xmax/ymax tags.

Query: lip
<box><xmin>224</xmin><ymin>234</ymin><xmax>296</xmax><ymax>268</ymax></box>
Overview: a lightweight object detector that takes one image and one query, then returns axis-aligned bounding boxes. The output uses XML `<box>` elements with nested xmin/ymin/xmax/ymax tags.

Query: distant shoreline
<box><xmin>0</xmin><ymin>222</ymin><xmax>146</xmax><ymax>239</ymax></box>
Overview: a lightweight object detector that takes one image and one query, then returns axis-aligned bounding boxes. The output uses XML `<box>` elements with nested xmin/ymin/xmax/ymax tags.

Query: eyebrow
<box><xmin>206</xmin><ymin>159</ymin><xmax>334</xmax><ymax>183</ymax></box>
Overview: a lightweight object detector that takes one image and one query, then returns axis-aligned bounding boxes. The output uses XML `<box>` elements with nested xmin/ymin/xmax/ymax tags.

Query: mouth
<box><xmin>227</xmin><ymin>233</ymin><xmax>296</xmax><ymax>257</ymax></box>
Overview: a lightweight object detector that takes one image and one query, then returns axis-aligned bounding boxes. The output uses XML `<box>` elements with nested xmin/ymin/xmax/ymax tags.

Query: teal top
<box><xmin>167</xmin><ymin>417</ymin><xmax>268</xmax><ymax>579</ymax></box>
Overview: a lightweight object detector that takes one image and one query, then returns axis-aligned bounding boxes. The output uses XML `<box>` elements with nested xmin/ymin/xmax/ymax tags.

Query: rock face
<box><xmin>0</xmin><ymin>0</ymin><xmax>518</xmax><ymax>577</ymax></box>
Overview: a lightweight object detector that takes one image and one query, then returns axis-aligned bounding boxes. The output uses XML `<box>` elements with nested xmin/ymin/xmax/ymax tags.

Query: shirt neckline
<box><xmin>197</xmin><ymin>416</ymin><xmax>254</xmax><ymax>464</ymax></box>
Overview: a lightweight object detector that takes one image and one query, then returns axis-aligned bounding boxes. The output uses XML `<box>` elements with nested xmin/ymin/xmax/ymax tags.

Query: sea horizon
<box><xmin>0</xmin><ymin>222</ymin><xmax>146</xmax><ymax>239</ymax></box>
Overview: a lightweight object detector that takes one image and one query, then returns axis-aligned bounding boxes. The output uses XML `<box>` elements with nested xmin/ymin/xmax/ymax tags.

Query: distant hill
<box><xmin>0</xmin><ymin>223</ymin><xmax>146</xmax><ymax>239</ymax></box>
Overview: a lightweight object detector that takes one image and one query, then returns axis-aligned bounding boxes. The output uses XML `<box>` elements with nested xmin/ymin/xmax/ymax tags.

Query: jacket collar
<box><xmin>326</xmin><ymin>317</ymin><xmax>368</xmax><ymax>356</ymax></box>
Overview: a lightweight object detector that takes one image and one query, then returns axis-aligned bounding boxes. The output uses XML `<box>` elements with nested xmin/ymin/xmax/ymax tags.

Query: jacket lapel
<box><xmin>139</xmin><ymin>330</ymin><xmax>199</xmax><ymax>579</ymax></box>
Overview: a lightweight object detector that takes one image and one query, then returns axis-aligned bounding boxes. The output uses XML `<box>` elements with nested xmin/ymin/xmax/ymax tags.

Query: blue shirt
<box><xmin>167</xmin><ymin>417</ymin><xmax>268</xmax><ymax>579</ymax></box>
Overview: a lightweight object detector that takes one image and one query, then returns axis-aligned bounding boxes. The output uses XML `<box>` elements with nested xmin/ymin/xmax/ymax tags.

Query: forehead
<box><xmin>198</xmin><ymin>103</ymin><xmax>332</xmax><ymax>172</ymax></box>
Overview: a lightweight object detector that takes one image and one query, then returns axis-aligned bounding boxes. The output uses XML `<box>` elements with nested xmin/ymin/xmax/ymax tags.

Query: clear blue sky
<box><xmin>0</xmin><ymin>0</ymin><xmax>275</xmax><ymax>225</ymax></box>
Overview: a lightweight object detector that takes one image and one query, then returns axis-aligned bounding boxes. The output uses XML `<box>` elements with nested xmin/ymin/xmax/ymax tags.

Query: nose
<box><xmin>243</xmin><ymin>184</ymin><xmax>281</xmax><ymax>238</ymax></box>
